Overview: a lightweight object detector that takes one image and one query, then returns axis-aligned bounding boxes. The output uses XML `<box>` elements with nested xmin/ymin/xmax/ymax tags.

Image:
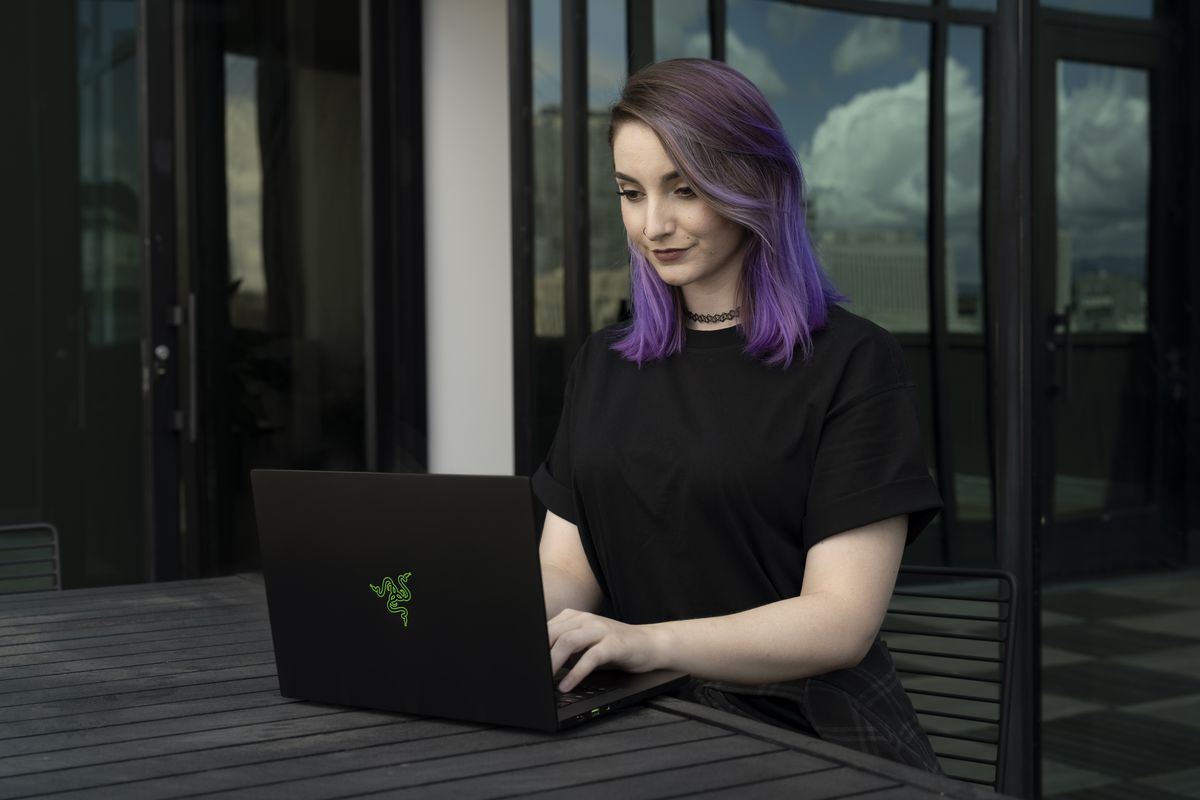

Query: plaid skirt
<box><xmin>671</xmin><ymin>637</ymin><xmax>942</xmax><ymax>773</ymax></box>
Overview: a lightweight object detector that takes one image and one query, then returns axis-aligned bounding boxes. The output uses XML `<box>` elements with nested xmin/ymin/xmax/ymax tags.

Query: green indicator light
<box><xmin>369</xmin><ymin>572</ymin><xmax>413</xmax><ymax>626</ymax></box>
<box><xmin>591</xmin><ymin>708</ymin><xmax>601</xmax><ymax>717</ymax></box>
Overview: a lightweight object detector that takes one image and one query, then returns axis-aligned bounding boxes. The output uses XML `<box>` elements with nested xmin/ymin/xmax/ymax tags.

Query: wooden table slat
<box><xmin>0</xmin><ymin>690</ymin><xmax>292</xmax><ymax>741</ymax></box>
<box><xmin>0</xmin><ymin>710</ymin><xmax>417</xmax><ymax>777</ymax></box>
<box><xmin>531</xmin><ymin>749</ymin><xmax>839</xmax><ymax>800</ymax></box>
<box><xmin>0</xmin><ymin>622</ymin><xmax>273</xmax><ymax>660</ymax></box>
<box><xmin>178</xmin><ymin>720</ymin><xmax>741</xmax><ymax>800</ymax></box>
<box><xmin>685</xmin><ymin>765</ymin><xmax>899</xmax><ymax>800</ymax></box>
<box><xmin>0</xmin><ymin>636</ymin><xmax>274</xmax><ymax>675</ymax></box>
<box><xmin>2</xmin><ymin>677</ymin><xmax>281</xmax><ymax>724</ymax></box>
<box><xmin>0</xmin><ymin>576</ymin><xmax>256</xmax><ymax>612</ymax></box>
<box><xmin>0</xmin><ymin>610</ymin><xmax>268</xmax><ymax>651</ymax></box>
<box><xmin>0</xmin><ymin>583</ymin><xmax>264</xmax><ymax>623</ymax></box>
<box><xmin>2</xmin><ymin>711</ymin><xmax>682</xmax><ymax>799</ymax></box>
<box><xmin>381</xmin><ymin>733</ymin><xmax>775</xmax><ymax>800</ymax></box>
<box><xmin>0</xmin><ymin>662</ymin><xmax>280</xmax><ymax>711</ymax></box>
<box><xmin>0</xmin><ymin>648</ymin><xmax>276</xmax><ymax>694</ymax></box>
<box><xmin>0</xmin><ymin>699</ymin><xmax>347</xmax><ymax>759</ymax></box>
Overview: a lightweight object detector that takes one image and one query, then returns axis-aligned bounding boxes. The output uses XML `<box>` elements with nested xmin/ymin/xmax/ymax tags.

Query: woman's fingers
<box><xmin>548</xmin><ymin>611</ymin><xmax>616</xmax><ymax>689</ymax></box>
<box><xmin>549</xmin><ymin>625</ymin><xmax>596</xmax><ymax>676</ymax></box>
<box><xmin>559</xmin><ymin>641</ymin><xmax>607</xmax><ymax>692</ymax></box>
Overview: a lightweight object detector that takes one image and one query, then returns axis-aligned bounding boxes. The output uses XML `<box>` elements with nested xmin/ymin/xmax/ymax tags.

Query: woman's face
<box><xmin>612</xmin><ymin>121</ymin><xmax>747</xmax><ymax>306</ymax></box>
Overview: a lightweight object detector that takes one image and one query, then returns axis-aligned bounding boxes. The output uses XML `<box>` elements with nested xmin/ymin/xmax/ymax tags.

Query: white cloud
<box><xmin>1056</xmin><ymin>66</ymin><xmax>1149</xmax><ymax>261</ymax></box>
<box><xmin>802</xmin><ymin>66</ymin><xmax>930</xmax><ymax>229</ymax></box>
<box><xmin>832</xmin><ymin>17</ymin><xmax>901</xmax><ymax>77</ymax></box>
<box><xmin>796</xmin><ymin>59</ymin><xmax>986</xmax><ymax>231</ymax></box>
<box><xmin>944</xmin><ymin>58</ymin><xmax>983</xmax><ymax>221</ymax></box>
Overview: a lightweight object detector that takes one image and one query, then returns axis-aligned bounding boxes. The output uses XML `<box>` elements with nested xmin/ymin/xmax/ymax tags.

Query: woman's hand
<box><xmin>547</xmin><ymin>609</ymin><xmax>670</xmax><ymax>692</ymax></box>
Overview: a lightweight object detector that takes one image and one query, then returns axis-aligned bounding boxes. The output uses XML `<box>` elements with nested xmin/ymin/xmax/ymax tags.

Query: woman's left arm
<box><xmin>549</xmin><ymin>514</ymin><xmax>907</xmax><ymax>691</ymax></box>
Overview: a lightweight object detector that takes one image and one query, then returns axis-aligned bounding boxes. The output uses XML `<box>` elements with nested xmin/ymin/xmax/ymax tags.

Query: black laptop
<box><xmin>251</xmin><ymin>469</ymin><xmax>687</xmax><ymax>731</ymax></box>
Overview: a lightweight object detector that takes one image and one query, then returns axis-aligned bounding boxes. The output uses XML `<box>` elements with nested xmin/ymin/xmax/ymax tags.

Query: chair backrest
<box><xmin>0</xmin><ymin>523</ymin><xmax>62</xmax><ymax>594</ymax></box>
<box><xmin>881</xmin><ymin>564</ymin><xmax>1017</xmax><ymax>791</ymax></box>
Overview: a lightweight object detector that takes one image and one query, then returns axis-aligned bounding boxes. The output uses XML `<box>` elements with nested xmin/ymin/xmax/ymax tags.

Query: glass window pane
<box><xmin>727</xmin><ymin>4</ymin><xmax>930</xmax><ymax>335</ymax></box>
<box><xmin>1056</xmin><ymin>62</ymin><xmax>1149</xmax><ymax>336</ymax></box>
<box><xmin>1053</xmin><ymin>61</ymin><xmax>1150</xmax><ymax>523</ymax></box>
<box><xmin>1</xmin><ymin>0</ymin><xmax>150</xmax><ymax>586</ymax></box>
<box><xmin>1040</xmin><ymin>0</ymin><xmax>1152</xmax><ymax>18</ymax></box>
<box><xmin>946</xmin><ymin>27</ymin><xmax>984</xmax><ymax>336</ymax></box>
<box><xmin>589</xmin><ymin>0</ymin><xmax>628</xmax><ymax>331</ymax></box>
<box><xmin>75</xmin><ymin>0</ymin><xmax>144</xmax><ymax>585</ymax></box>
<box><xmin>946</xmin><ymin>25</ymin><xmax>993</xmax><ymax>561</ymax></box>
<box><xmin>950</xmin><ymin>0</ymin><xmax>997</xmax><ymax>10</ymax></box>
<box><xmin>531</xmin><ymin>0</ymin><xmax>567</xmax><ymax>461</ymax></box>
<box><xmin>533</xmin><ymin>0</ymin><xmax>564</xmax><ymax>340</ymax></box>
<box><xmin>213</xmin><ymin>3</ymin><xmax>366</xmax><ymax>570</ymax></box>
<box><xmin>1042</xmin><ymin>61</ymin><xmax>1179</xmax><ymax>798</ymax></box>
<box><xmin>654</xmin><ymin>0</ymin><xmax>710</xmax><ymax>60</ymax></box>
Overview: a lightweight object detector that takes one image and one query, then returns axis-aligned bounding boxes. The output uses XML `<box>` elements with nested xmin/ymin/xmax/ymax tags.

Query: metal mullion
<box><xmin>362</xmin><ymin>0</ymin><xmax>428</xmax><ymax>475</ymax></box>
<box><xmin>561</xmin><ymin>0</ymin><xmax>590</xmax><ymax>370</ymax></box>
<box><xmin>777</xmin><ymin>0</ymin><xmax>993</xmax><ymax>26</ymax></box>
<box><xmin>510</xmin><ymin>0</ymin><xmax>536</xmax><ymax>476</ymax></box>
<box><xmin>361</xmin><ymin>0</ymin><xmax>379</xmax><ymax>472</ymax></box>
<box><xmin>627</xmin><ymin>0</ymin><xmax>653</xmax><ymax>74</ymax></box>
<box><xmin>927</xmin><ymin>19</ymin><xmax>958</xmax><ymax>565</ymax></box>
<box><xmin>1038</xmin><ymin>7</ymin><xmax>1165</xmax><ymax>36</ymax></box>
<box><xmin>137</xmin><ymin>0</ymin><xmax>182</xmax><ymax>582</ymax></box>
<box><xmin>709</xmin><ymin>0</ymin><xmax>726</xmax><ymax>61</ymax></box>
<box><xmin>989</xmin><ymin>0</ymin><xmax>1038</xmax><ymax>796</ymax></box>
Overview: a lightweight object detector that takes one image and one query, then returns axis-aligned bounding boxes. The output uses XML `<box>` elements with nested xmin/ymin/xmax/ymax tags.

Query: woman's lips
<box><xmin>651</xmin><ymin>247</ymin><xmax>688</xmax><ymax>263</ymax></box>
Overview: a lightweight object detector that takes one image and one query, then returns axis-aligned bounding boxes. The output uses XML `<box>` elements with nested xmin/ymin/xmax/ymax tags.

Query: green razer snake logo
<box><xmin>368</xmin><ymin>572</ymin><xmax>413</xmax><ymax>627</ymax></box>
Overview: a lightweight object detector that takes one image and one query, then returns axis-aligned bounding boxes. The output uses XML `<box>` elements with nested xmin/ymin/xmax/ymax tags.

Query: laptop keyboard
<box><xmin>555</xmin><ymin>684</ymin><xmax>611</xmax><ymax>708</ymax></box>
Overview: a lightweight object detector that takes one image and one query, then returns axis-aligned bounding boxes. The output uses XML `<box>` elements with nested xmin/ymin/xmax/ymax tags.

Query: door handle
<box><xmin>187</xmin><ymin>292</ymin><xmax>197</xmax><ymax>444</ymax></box>
<box><xmin>1049</xmin><ymin>304</ymin><xmax>1075</xmax><ymax>402</ymax></box>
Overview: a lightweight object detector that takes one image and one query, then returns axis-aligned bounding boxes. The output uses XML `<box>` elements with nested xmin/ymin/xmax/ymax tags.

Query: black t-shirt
<box><xmin>532</xmin><ymin>304</ymin><xmax>942</xmax><ymax>626</ymax></box>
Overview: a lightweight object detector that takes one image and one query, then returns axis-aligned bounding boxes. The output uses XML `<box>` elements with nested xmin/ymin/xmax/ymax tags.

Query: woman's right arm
<box><xmin>538</xmin><ymin>509</ymin><xmax>603</xmax><ymax>620</ymax></box>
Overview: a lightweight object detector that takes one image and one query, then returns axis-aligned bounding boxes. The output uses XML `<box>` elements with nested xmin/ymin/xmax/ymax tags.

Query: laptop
<box><xmin>251</xmin><ymin>469</ymin><xmax>687</xmax><ymax>731</ymax></box>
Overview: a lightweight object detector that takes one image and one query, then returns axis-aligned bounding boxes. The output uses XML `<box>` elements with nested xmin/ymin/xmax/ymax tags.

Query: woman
<box><xmin>532</xmin><ymin>58</ymin><xmax>943</xmax><ymax>771</ymax></box>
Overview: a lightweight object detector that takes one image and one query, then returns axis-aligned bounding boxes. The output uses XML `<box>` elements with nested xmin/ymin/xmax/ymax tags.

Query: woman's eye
<box><xmin>676</xmin><ymin>186</ymin><xmax>696</xmax><ymax>197</ymax></box>
<box><xmin>617</xmin><ymin>189</ymin><xmax>643</xmax><ymax>201</ymax></box>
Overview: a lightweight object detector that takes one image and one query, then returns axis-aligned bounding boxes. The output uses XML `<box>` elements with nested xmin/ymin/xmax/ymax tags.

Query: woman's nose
<box><xmin>642</xmin><ymin>199</ymin><xmax>675</xmax><ymax>240</ymax></box>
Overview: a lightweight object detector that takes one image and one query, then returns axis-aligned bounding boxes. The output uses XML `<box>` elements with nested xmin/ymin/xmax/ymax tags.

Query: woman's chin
<box><xmin>649</xmin><ymin>265</ymin><xmax>692</xmax><ymax>287</ymax></box>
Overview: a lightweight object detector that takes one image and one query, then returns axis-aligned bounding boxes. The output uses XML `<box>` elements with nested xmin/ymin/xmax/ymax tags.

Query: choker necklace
<box><xmin>684</xmin><ymin>307</ymin><xmax>739</xmax><ymax>324</ymax></box>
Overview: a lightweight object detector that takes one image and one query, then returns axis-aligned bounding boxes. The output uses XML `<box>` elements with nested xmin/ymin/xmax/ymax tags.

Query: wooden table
<box><xmin>0</xmin><ymin>575</ymin><xmax>1004</xmax><ymax>799</ymax></box>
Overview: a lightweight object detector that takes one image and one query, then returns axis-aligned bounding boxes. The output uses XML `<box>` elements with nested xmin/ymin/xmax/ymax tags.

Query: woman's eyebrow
<box><xmin>614</xmin><ymin>170</ymin><xmax>681</xmax><ymax>185</ymax></box>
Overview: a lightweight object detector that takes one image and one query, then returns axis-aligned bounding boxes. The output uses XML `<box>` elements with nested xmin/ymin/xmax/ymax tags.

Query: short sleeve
<box><xmin>802</xmin><ymin>330</ymin><xmax>943</xmax><ymax>549</ymax></box>
<box><xmin>531</xmin><ymin>352</ymin><xmax>580</xmax><ymax>524</ymax></box>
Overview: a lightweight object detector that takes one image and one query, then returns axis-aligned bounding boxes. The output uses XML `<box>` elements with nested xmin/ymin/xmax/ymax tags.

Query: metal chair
<box><xmin>881</xmin><ymin>565</ymin><xmax>1017</xmax><ymax>791</ymax></box>
<box><xmin>0</xmin><ymin>523</ymin><xmax>62</xmax><ymax>594</ymax></box>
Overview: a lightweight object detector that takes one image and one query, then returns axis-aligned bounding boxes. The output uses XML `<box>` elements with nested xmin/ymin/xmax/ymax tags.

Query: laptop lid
<box><xmin>252</xmin><ymin>469</ymin><xmax>563</xmax><ymax>731</ymax></box>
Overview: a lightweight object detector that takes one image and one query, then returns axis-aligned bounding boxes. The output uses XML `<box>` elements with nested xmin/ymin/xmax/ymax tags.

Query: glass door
<box><xmin>1</xmin><ymin>0</ymin><xmax>154</xmax><ymax>588</ymax></box>
<box><xmin>183</xmin><ymin>0</ymin><xmax>367</xmax><ymax>574</ymax></box>
<box><xmin>1033</xmin><ymin>22</ymin><xmax>1197</xmax><ymax>799</ymax></box>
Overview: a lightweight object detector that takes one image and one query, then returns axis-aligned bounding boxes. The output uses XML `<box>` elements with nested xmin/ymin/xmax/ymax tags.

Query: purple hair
<box><xmin>608</xmin><ymin>58</ymin><xmax>842</xmax><ymax>368</ymax></box>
